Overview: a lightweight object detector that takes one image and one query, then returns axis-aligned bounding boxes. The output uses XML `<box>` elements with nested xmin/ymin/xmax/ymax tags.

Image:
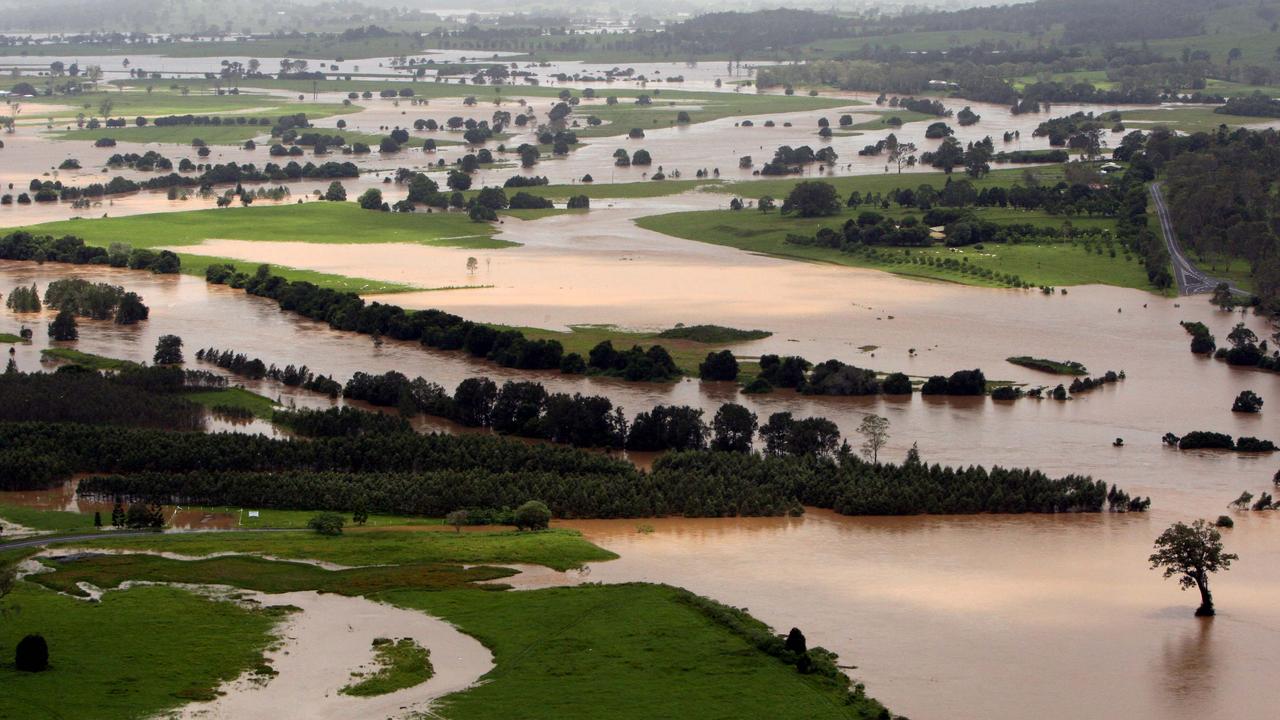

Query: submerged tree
<box><xmin>153</xmin><ymin>335</ymin><xmax>183</xmax><ymax>365</ymax></box>
<box><xmin>1149</xmin><ymin>519</ymin><xmax>1238</xmax><ymax>617</ymax></box>
<box><xmin>47</xmin><ymin>309</ymin><xmax>78</xmax><ymax>341</ymax></box>
<box><xmin>857</xmin><ymin>414</ymin><xmax>890</xmax><ymax>464</ymax></box>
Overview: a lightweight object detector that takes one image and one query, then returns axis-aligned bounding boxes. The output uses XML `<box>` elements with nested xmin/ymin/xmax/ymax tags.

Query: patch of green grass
<box><xmin>39</xmin><ymin>347</ymin><xmax>137</xmax><ymax>370</ymax></box>
<box><xmin>656</xmin><ymin>325</ymin><xmax>772</xmax><ymax>343</ymax></box>
<box><xmin>634</xmin><ymin>203</ymin><xmax>1151</xmax><ymax>290</ymax></box>
<box><xmin>571</xmin><ymin>90</ymin><xmax>859</xmax><ymax>138</ymax></box>
<box><xmin>18</xmin><ymin>202</ymin><xmax>517</xmax><ymax>293</ymax></box>
<box><xmin>1121</xmin><ymin>106</ymin><xmax>1256</xmax><ymax>133</ymax></box>
<box><xmin>191</xmin><ymin>507</ymin><xmax>444</xmax><ymax>530</ymax></box>
<box><xmin>1006</xmin><ymin>356</ymin><xmax>1088</xmax><ymax>376</ymax></box>
<box><xmin>386</xmin><ymin>583</ymin><xmax>880</xmax><ymax>720</ymax></box>
<box><xmin>502</xmin><ymin>323</ymin><xmax>756</xmax><ymax>375</ymax></box>
<box><xmin>341</xmin><ymin>638</ymin><xmax>433</xmax><ymax>697</ymax></box>
<box><xmin>79</xmin><ymin>528</ymin><xmax>616</xmax><ymax>572</ymax></box>
<box><xmin>515</xmin><ymin>179</ymin><xmax>715</xmax><ymax>200</ymax></box>
<box><xmin>184</xmin><ymin>387</ymin><xmax>277</xmax><ymax>420</ymax></box>
<box><xmin>713</xmin><ymin>165</ymin><xmax>1073</xmax><ymax>201</ymax></box>
<box><xmin>0</xmin><ymin>333</ymin><xmax>24</xmax><ymax>343</ymax></box>
<box><xmin>0</xmin><ymin>503</ymin><xmax>96</xmax><ymax>532</ymax></box>
<box><xmin>19</xmin><ymin>202</ymin><xmax>510</xmax><ymax>250</ymax></box>
<box><xmin>30</xmin><ymin>552</ymin><xmax>517</xmax><ymax>598</ymax></box>
<box><xmin>0</xmin><ymin>583</ymin><xmax>280</xmax><ymax>720</ymax></box>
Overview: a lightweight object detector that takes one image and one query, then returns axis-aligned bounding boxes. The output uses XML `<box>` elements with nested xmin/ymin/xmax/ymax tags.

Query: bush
<box><xmin>513</xmin><ymin>500</ymin><xmax>551</xmax><ymax>531</ymax></box>
<box><xmin>15</xmin><ymin>635</ymin><xmax>48</xmax><ymax>672</ymax></box>
<box><xmin>307</xmin><ymin>511</ymin><xmax>345</xmax><ymax>535</ymax></box>
<box><xmin>1215</xmin><ymin>515</ymin><xmax>1234</xmax><ymax>528</ymax></box>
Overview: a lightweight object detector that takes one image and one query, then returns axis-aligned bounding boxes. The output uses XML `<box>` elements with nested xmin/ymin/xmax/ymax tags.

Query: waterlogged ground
<box><xmin>174</xmin><ymin>589</ymin><xmax>491</xmax><ymax>720</ymax></box>
<box><xmin>3</xmin><ymin>51</ymin><xmax>1280</xmax><ymax>720</ymax></box>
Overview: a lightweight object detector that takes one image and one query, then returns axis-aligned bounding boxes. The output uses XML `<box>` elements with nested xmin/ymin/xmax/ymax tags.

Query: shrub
<box><xmin>307</xmin><ymin>511</ymin><xmax>345</xmax><ymax>535</ymax></box>
<box><xmin>15</xmin><ymin>635</ymin><xmax>49</xmax><ymax>672</ymax></box>
<box><xmin>513</xmin><ymin>500</ymin><xmax>551</xmax><ymax>531</ymax></box>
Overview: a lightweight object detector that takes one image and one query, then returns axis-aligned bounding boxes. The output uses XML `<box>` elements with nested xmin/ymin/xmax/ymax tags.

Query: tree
<box><xmin>111</xmin><ymin>498</ymin><xmax>125</xmax><ymax>527</ymax></box>
<box><xmin>929</xmin><ymin>137</ymin><xmax>965</xmax><ymax>173</ymax></box>
<box><xmin>784</xmin><ymin>627</ymin><xmax>807</xmax><ymax>655</ymax></box>
<box><xmin>446</xmin><ymin>509</ymin><xmax>469</xmax><ymax>533</ymax></box>
<box><xmin>153</xmin><ymin>335</ymin><xmax>183</xmax><ymax>365</ymax></box>
<box><xmin>47</xmin><ymin>309</ymin><xmax>78</xmax><ymax>341</ymax></box>
<box><xmin>323</xmin><ymin>181</ymin><xmax>346</xmax><ymax>201</ymax></box>
<box><xmin>699</xmin><ymin>350</ymin><xmax>739</xmax><ymax>381</ymax></box>
<box><xmin>782</xmin><ymin>181</ymin><xmax>841</xmax><ymax>217</ymax></box>
<box><xmin>15</xmin><ymin>635</ymin><xmax>48</xmax><ymax>672</ymax></box>
<box><xmin>886</xmin><ymin>135</ymin><xmax>917</xmax><ymax>174</ymax></box>
<box><xmin>513</xmin><ymin>500</ymin><xmax>551</xmax><ymax>531</ymax></box>
<box><xmin>758</xmin><ymin>196</ymin><xmax>776</xmax><ymax>213</ymax></box>
<box><xmin>357</xmin><ymin>188</ymin><xmax>384</xmax><ymax>210</ymax></box>
<box><xmin>352</xmin><ymin>496</ymin><xmax>369</xmax><ymax>526</ymax></box>
<box><xmin>1149</xmin><ymin>519</ymin><xmax>1237</xmax><ymax>617</ymax></box>
<box><xmin>307</xmin><ymin>512</ymin><xmax>345</xmax><ymax>536</ymax></box>
<box><xmin>857</xmin><ymin>414</ymin><xmax>890</xmax><ymax>464</ymax></box>
<box><xmin>446</xmin><ymin>170</ymin><xmax>472</xmax><ymax>191</ymax></box>
<box><xmin>1232</xmin><ymin>390</ymin><xmax>1263</xmax><ymax>413</ymax></box>
<box><xmin>712</xmin><ymin>403</ymin><xmax>757</xmax><ymax>452</ymax></box>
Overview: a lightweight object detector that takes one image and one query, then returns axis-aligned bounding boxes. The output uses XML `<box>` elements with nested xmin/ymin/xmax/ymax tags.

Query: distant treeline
<box><xmin>0</xmin><ymin>420</ymin><xmax>1132</xmax><ymax>517</ymax></box>
<box><xmin>21</xmin><ymin>160</ymin><xmax>358</xmax><ymax>203</ymax></box>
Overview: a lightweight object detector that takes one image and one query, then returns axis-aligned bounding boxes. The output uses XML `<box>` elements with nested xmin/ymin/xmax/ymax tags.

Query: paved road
<box><xmin>1150</xmin><ymin>182</ymin><xmax>1245</xmax><ymax>296</ymax></box>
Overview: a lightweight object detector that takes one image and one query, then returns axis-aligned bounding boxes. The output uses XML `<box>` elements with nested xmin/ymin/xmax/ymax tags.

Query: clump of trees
<box><xmin>43</xmin><ymin>279</ymin><xmax>148</xmax><ymax>325</ymax></box>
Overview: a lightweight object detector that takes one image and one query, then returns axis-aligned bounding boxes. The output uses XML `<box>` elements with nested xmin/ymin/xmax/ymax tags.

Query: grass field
<box><xmin>81</xmin><ymin>528</ymin><xmax>618</xmax><ymax>572</ymax></box>
<box><xmin>712</xmin><ymin>165</ymin><xmax>1074</xmax><ymax>201</ymax></box>
<box><xmin>30</xmin><ymin>552</ymin><xmax>519</xmax><ymax>597</ymax></box>
<box><xmin>1121</xmin><ymin>106</ymin><xmax>1270</xmax><ymax>133</ymax></box>
<box><xmin>20</xmin><ymin>202</ymin><xmax>510</xmax><ymax>250</ymax></box>
<box><xmin>40</xmin><ymin>347</ymin><xmax>137</xmax><ymax>370</ymax></box>
<box><xmin>341</xmin><ymin>638</ymin><xmax>433</xmax><ymax>697</ymax></box>
<box><xmin>0</xmin><ymin>333</ymin><xmax>24</xmax><ymax>343</ymax></box>
<box><xmin>571</xmin><ymin>90</ymin><xmax>860</xmax><ymax>139</ymax></box>
<box><xmin>194</xmin><ymin>506</ymin><xmax>445</xmax><ymax>529</ymax></box>
<box><xmin>184</xmin><ymin>387</ymin><xmax>277</xmax><ymax>419</ymax></box>
<box><xmin>389</xmin><ymin>583</ymin><xmax>883</xmax><ymax>719</ymax></box>
<box><xmin>0</xmin><ymin>583</ymin><xmax>281</xmax><ymax>720</ymax></box>
<box><xmin>18</xmin><ymin>203</ymin><xmax>518</xmax><ymax>293</ymax></box>
<box><xmin>802</xmin><ymin>28</ymin><xmax>1049</xmax><ymax>57</ymax></box>
<box><xmin>0</xmin><ymin>503</ymin><xmax>97</xmax><ymax>532</ymax></box>
<box><xmin>634</xmin><ymin>202</ymin><xmax>1152</xmax><ymax>290</ymax></box>
<box><xmin>503</xmin><ymin>323</ymin><xmax>769</xmax><ymax>375</ymax></box>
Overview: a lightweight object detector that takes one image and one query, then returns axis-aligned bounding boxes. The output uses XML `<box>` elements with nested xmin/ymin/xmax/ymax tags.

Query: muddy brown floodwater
<box><xmin>3</xmin><ymin>244</ymin><xmax>1278</xmax><ymax>719</ymax></box>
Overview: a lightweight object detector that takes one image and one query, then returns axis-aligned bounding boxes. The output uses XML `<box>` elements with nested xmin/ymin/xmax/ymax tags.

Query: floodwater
<box><xmin>171</xmin><ymin>589</ymin><xmax>492</xmax><ymax>720</ymax></box>
<box><xmin>3</xmin><ymin>51</ymin><xmax>1280</xmax><ymax>720</ymax></box>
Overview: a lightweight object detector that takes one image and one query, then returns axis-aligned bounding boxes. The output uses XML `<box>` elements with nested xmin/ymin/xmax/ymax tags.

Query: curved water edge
<box><xmin>19</xmin><ymin>552</ymin><xmax>494</xmax><ymax>720</ymax></box>
<box><xmin>170</xmin><ymin>589</ymin><xmax>492</xmax><ymax>720</ymax></box>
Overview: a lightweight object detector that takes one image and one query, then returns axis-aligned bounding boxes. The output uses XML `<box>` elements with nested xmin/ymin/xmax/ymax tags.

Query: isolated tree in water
<box><xmin>1149</xmin><ymin>519</ymin><xmax>1237</xmax><ymax>617</ymax></box>
<box><xmin>857</xmin><ymin>414</ymin><xmax>890</xmax><ymax>464</ymax></box>
<box><xmin>47</xmin><ymin>309</ymin><xmax>78</xmax><ymax>341</ymax></box>
<box><xmin>153</xmin><ymin>335</ymin><xmax>183</xmax><ymax>365</ymax></box>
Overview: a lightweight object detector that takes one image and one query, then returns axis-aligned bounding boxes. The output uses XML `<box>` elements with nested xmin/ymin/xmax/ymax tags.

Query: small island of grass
<box><xmin>657</xmin><ymin>325</ymin><xmax>772</xmax><ymax>343</ymax></box>
<box><xmin>1006</xmin><ymin>356</ymin><xmax>1088</xmax><ymax>375</ymax></box>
